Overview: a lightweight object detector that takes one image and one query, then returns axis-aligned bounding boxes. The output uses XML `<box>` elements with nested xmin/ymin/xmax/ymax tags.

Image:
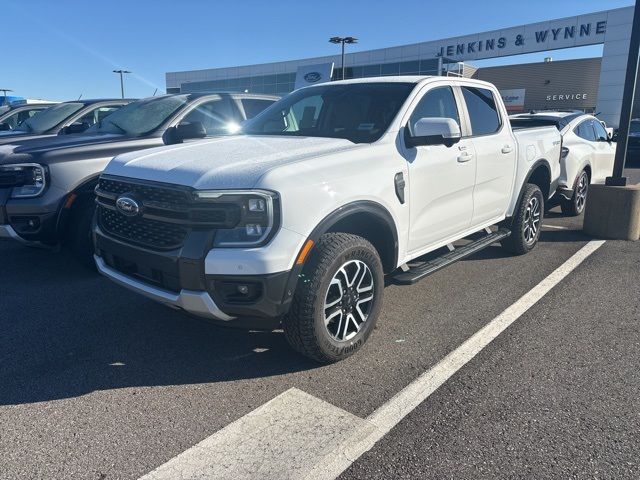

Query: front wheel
<box><xmin>501</xmin><ymin>183</ymin><xmax>544</xmax><ymax>255</ymax></box>
<box><xmin>561</xmin><ymin>170</ymin><xmax>589</xmax><ymax>216</ymax></box>
<box><xmin>283</xmin><ymin>233</ymin><xmax>384</xmax><ymax>363</ymax></box>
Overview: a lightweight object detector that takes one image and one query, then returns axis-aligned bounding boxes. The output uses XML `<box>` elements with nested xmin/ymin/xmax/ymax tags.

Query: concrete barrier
<box><xmin>583</xmin><ymin>184</ymin><xmax>640</xmax><ymax>241</ymax></box>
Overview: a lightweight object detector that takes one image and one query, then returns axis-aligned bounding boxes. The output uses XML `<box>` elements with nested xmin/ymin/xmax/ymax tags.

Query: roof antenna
<box><xmin>152</xmin><ymin>88</ymin><xmax>158</xmax><ymax>96</ymax></box>
<box><xmin>78</xmin><ymin>94</ymin><xmax>83</xmax><ymax>100</ymax></box>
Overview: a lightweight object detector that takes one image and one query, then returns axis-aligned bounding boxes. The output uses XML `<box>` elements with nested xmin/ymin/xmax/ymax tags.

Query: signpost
<box><xmin>606</xmin><ymin>0</ymin><xmax>640</xmax><ymax>186</ymax></box>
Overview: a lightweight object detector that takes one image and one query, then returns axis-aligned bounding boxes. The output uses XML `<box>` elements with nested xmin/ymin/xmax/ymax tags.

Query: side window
<box><xmin>461</xmin><ymin>86</ymin><xmax>501</xmax><ymax>136</ymax></box>
<box><xmin>408</xmin><ymin>86</ymin><xmax>460</xmax><ymax>135</ymax></box>
<box><xmin>592</xmin><ymin>120</ymin><xmax>608</xmax><ymax>142</ymax></box>
<box><xmin>241</xmin><ymin>99</ymin><xmax>275</xmax><ymax>120</ymax></box>
<box><xmin>574</xmin><ymin>120</ymin><xmax>597</xmax><ymax>142</ymax></box>
<box><xmin>77</xmin><ymin>106</ymin><xmax>120</xmax><ymax>126</ymax></box>
<box><xmin>182</xmin><ymin>99</ymin><xmax>233</xmax><ymax>135</ymax></box>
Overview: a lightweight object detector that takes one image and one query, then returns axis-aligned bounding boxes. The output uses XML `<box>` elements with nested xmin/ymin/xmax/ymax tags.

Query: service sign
<box><xmin>294</xmin><ymin>63</ymin><xmax>334</xmax><ymax>90</ymax></box>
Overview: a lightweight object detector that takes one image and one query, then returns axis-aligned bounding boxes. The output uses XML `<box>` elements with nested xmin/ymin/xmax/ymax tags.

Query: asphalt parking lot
<box><xmin>1</xmin><ymin>168</ymin><xmax>639</xmax><ymax>480</ymax></box>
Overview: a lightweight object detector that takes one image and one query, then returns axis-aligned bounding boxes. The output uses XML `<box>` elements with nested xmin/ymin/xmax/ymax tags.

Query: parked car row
<box><xmin>0</xmin><ymin>77</ymin><xmax>618</xmax><ymax>362</ymax></box>
<box><xmin>0</xmin><ymin>92</ymin><xmax>278</xmax><ymax>263</ymax></box>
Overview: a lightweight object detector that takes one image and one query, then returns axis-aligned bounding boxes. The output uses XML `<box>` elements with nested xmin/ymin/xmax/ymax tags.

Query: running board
<box><xmin>390</xmin><ymin>228</ymin><xmax>511</xmax><ymax>285</ymax></box>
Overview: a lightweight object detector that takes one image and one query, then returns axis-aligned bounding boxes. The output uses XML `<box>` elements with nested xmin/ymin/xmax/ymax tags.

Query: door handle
<box><xmin>457</xmin><ymin>151</ymin><xmax>473</xmax><ymax>163</ymax></box>
<box><xmin>501</xmin><ymin>145</ymin><xmax>513</xmax><ymax>154</ymax></box>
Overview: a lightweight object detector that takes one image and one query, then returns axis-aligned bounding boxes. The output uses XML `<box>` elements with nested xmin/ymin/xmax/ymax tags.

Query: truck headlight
<box><xmin>193</xmin><ymin>190</ymin><xmax>279</xmax><ymax>247</ymax></box>
<box><xmin>0</xmin><ymin>163</ymin><xmax>48</xmax><ymax>198</ymax></box>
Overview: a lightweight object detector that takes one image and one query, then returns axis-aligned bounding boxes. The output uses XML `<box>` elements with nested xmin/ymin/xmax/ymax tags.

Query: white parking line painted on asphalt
<box><xmin>138</xmin><ymin>240</ymin><xmax>605</xmax><ymax>480</ymax></box>
<box><xmin>139</xmin><ymin>388</ymin><xmax>377</xmax><ymax>480</ymax></box>
<box><xmin>310</xmin><ymin>239</ymin><xmax>606</xmax><ymax>479</ymax></box>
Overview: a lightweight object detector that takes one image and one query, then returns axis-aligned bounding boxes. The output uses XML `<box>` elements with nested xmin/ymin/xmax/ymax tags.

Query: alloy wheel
<box><xmin>323</xmin><ymin>260</ymin><xmax>375</xmax><ymax>342</ymax></box>
<box><xmin>575</xmin><ymin>172</ymin><xmax>589</xmax><ymax>213</ymax></box>
<box><xmin>523</xmin><ymin>196</ymin><xmax>541</xmax><ymax>244</ymax></box>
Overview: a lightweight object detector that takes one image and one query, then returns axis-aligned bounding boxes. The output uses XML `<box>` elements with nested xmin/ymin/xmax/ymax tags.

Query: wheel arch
<box><xmin>55</xmin><ymin>174</ymin><xmax>100</xmax><ymax>239</ymax></box>
<box><xmin>308</xmin><ymin>201</ymin><xmax>399</xmax><ymax>274</ymax></box>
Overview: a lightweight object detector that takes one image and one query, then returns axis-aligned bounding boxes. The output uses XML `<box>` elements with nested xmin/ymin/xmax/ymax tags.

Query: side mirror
<box><xmin>405</xmin><ymin>117</ymin><xmax>461</xmax><ymax>148</ymax></box>
<box><xmin>59</xmin><ymin>122</ymin><xmax>89</xmax><ymax>135</ymax></box>
<box><xmin>0</xmin><ymin>123</ymin><xmax>11</xmax><ymax>131</ymax></box>
<box><xmin>606</xmin><ymin>127</ymin><xmax>614</xmax><ymax>141</ymax></box>
<box><xmin>162</xmin><ymin>121</ymin><xmax>207</xmax><ymax>145</ymax></box>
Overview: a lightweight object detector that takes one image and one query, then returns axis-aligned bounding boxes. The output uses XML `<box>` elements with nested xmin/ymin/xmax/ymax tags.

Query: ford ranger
<box><xmin>94</xmin><ymin>77</ymin><xmax>561</xmax><ymax>362</ymax></box>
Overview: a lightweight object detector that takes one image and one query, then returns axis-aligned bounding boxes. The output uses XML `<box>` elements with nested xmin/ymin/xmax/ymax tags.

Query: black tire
<box><xmin>501</xmin><ymin>183</ymin><xmax>544</xmax><ymax>255</ymax></box>
<box><xmin>560</xmin><ymin>170</ymin><xmax>589</xmax><ymax>217</ymax></box>
<box><xmin>283</xmin><ymin>232</ymin><xmax>384</xmax><ymax>363</ymax></box>
<box><xmin>66</xmin><ymin>195</ymin><xmax>97</xmax><ymax>269</ymax></box>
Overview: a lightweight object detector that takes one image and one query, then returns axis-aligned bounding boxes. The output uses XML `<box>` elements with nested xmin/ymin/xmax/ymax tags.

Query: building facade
<box><xmin>166</xmin><ymin>6</ymin><xmax>634</xmax><ymax>127</ymax></box>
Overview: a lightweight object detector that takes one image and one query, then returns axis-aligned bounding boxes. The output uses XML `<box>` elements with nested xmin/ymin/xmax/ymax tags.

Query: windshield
<box><xmin>18</xmin><ymin>102</ymin><xmax>84</xmax><ymax>134</ymax></box>
<box><xmin>242</xmin><ymin>82</ymin><xmax>415</xmax><ymax>143</ymax></box>
<box><xmin>87</xmin><ymin>95</ymin><xmax>189</xmax><ymax>136</ymax></box>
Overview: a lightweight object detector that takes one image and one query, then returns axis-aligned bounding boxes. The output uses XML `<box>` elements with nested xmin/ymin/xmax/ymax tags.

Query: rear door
<box><xmin>591</xmin><ymin>119</ymin><xmax>616</xmax><ymax>182</ymax></box>
<box><xmin>403</xmin><ymin>83</ymin><xmax>476</xmax><ymax>254</ymax></box>
<box><xmin>459</xmin><ymin>85</ymin><xmax>516</xmax><ymax>226</ymax></box>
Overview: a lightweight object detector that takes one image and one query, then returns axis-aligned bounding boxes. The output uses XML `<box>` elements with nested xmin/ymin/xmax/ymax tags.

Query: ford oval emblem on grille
<box><xmin>115</xmin><ymin>195</ymin><xmax>141</xmax><ymax>217</ymax></box>
<box><xmin>304</xmin><ymin>72</ymin><xmax>322</xmax><ymax>83</ymax></box>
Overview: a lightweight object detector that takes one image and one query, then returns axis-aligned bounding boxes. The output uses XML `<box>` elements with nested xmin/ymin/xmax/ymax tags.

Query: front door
<box><xmin>402</xmin><ymin>84</ymin><xmax>476</xmax><ymax>254</ymax></box>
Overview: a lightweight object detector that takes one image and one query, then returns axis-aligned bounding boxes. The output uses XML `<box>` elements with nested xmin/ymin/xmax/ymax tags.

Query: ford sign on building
<box><xmin>167</xmin><ymin>6</ymin><xmax>635</xmax><ymax>127</ymax></box>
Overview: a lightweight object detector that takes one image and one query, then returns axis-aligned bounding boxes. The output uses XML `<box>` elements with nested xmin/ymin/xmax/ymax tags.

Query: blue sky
<box><xmin>3</xmin><ymin>0</ymin><xmax>634</xmax><ymax>101</ymax></box>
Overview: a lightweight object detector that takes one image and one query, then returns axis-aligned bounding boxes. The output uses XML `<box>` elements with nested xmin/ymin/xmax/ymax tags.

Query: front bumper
<box><xmin>95</xmin><ymin>255</ymin><xmax>235</xmax><ymax>321</ymax></box>
<box><xmin>94</xmin><ymin>224</ymin><xmax>297</xmax><ymax>329</ymax></box>
<box><xmin>0</xmin><ymin>185</ymin><xmax>66</xmax><ymax>244</ymax></box>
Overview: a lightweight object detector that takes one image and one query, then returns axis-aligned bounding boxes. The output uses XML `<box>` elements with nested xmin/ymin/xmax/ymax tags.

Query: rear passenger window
<box><xmin>574</xmin><ymin>120</ymin><xmax>597</xmax><ymax>142</ymax></box>
<box><xmin>408</xmin><ymin>86</ymin><xmax>460</xmax><ymax>135</ymax></box>
<box><xmin>461</xmin><ymin>86</ymin><xmax>501</xmax><ymax>136</ymax></box>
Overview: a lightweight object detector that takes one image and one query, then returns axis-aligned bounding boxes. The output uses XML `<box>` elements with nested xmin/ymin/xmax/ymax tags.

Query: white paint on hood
<box><xmin>104</xmin><ymin>135</ymin><xmax>361</xmax><ymax>189</ymax></box>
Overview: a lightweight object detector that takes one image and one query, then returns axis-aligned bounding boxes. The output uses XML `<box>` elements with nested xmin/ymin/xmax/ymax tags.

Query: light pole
<box><xmin>329</xmin><ymin>36</ymin><xmax>358</xmax><ymax>80</ymax></box>
<box><xmin>606</xmin><ymin>0</ymin><xmax>640</xmax><ymax>186</ymax></box>
<box><xmin>112</xmin><ymin>70</ymin><xmax>131</xmax><ymax>99</ymax></box>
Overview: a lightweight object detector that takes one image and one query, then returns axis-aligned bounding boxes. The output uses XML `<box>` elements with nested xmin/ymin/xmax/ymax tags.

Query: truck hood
<box><xmin>0</xmin><ymin>133</ymin><xmax>157</xmax><ymax>166</ymax></box>
<box><xmin>104</xmin><ymin>135</ymin><xmax>362</xmax><ymax>189</ymax></box>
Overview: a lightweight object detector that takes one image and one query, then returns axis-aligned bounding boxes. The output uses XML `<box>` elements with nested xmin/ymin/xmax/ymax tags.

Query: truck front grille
<box><xmin>99</xmin><ymin>208</ymin><xmax>187</xmax><ymax>250</ymax></box>
<box><xmin>95</xmin><ymin>176</ymin><xmax>240</xmax><ymax>251</ymax></box>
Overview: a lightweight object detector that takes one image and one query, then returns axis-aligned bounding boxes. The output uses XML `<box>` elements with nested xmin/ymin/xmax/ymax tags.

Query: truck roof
<box><xmin>321</xmin><ymin>75</ymin><xmax>498</xmax><ymax>90</ymax></box>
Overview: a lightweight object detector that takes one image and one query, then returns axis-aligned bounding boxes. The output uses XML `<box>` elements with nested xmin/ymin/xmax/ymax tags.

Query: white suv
<box><xmin>94</xmin><ymin>77</ymin><xmax>561</xmax><ymax>362</ymax></box>
<box><xmin>511</xmin><ymin>112</ymin><xmax>616</xmax><ymax>215</ymax></box>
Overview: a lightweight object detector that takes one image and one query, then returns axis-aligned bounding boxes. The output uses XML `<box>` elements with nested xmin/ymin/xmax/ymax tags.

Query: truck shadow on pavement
<box><xmin>0</xmin><ymin>241</ymin><xmax>319</xmax><ymax>406</ymax></box>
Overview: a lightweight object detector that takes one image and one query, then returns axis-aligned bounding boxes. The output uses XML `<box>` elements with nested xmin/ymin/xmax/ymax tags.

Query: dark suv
<box><xmin>0</xmin><ymin>92</ymin><xmax>277</xmax><ymax>264</ymax></box>
<box><xmin>0</xmin><ymin>99</ymin><xmax>131</xmax><ymax>145</ymax></box>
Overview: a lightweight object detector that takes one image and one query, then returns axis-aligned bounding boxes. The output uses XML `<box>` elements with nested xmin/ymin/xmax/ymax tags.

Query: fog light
<box><xmin>237</xmin><ymin>285</ymin><xmax>249</xmax><ymax>295</ymax></box>
<box><xmin>246</xmin><ymin>224</ymin><xmax>263</xmax><ymax>236</ymax></box>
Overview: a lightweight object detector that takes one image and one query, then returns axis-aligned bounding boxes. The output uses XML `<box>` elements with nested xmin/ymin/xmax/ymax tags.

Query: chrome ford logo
<box><xmin>115</xmin><ymin>195</ymin><xmax>141</xmax><ymax>217</ymax></box>
<box><xmin>304</xmin><ymin>72</ymin><xmax>322</xmax><ymax>83</ymax></box>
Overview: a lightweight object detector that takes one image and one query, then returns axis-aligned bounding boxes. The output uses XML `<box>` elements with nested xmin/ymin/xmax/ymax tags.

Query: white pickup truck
<box><xmin>94</xmin><ymin>77</ymin><xmax>561</xmax><ymax>362</ymax></box>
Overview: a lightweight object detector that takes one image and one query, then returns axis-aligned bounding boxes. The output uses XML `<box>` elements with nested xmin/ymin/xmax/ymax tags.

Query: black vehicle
<box><xmin>626</xmin><ymin>119</ymin><xmax>640</xmax><ymax>164</ymax></box>
<box><xmin>0</xmin><ymin>99</ymin><xmax>131</xmax><ymax>144</ymax></box>
<box><xmin>0</xmin><ymin>92</ymin><xmax>278</xmax><ymax>264</ymax></box>
<box><xmin>0</xmin><ymin>102</ymin><xmax>55</xmax><ymax>131</ymax></box>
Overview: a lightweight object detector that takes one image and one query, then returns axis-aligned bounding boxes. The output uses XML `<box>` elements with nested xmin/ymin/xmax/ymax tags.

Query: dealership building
<box><xmin>166</xmin><ymin>6</ymin><xmax>636</xmax><ymax>127</ymax></box>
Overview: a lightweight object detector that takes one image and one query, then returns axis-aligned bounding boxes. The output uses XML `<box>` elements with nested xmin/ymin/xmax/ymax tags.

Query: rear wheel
<box><xmin>501</xmin><ymin>183</ymin><xmax>544</xmax><ymax>255</ymax></box>
<box><xmin>561</xmin><ymin>170</ymin><xmax>589</xmax><ymax>216</ymax></box>
<box><xmin>283</xmin><ymin>233</ymin><xmax>384</xmax><ymax>363</ymax></box>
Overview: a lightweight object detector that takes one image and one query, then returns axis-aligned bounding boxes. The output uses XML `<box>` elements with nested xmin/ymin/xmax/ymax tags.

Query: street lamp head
<box><xmin>344</xmin><ymin>37</ymin><xmax>358</xmax><ymax>44</ymax></box>
<box><xmin>329</xmin><ymin>37</ymin><xmax>343</xmax><ymax>44</ymax></box>
<box><xmin>113</xmin><ymin>69</ymin><xmax>131</xmax><ymax>74</ymax></box>
<box><xmin>329</xmin><ymin>36</ymin><xmax>358</xmax><ymax>45</ymax></box>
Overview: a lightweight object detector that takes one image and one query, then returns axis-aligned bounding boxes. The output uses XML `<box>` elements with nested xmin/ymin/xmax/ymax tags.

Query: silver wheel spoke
<box><xmin>323</xmin><ymin>259</ymin><xmax>375</xmax><ymax>342</ymax></box>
